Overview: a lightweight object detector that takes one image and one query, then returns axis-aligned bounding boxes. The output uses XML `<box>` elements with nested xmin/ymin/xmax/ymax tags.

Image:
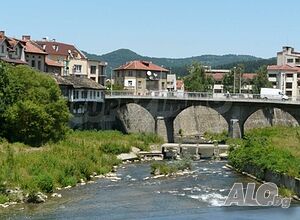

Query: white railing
<box><xmin>105</xmin><ymin>90</ymin><xmax>300</xmax><ymax>103</ymax></box>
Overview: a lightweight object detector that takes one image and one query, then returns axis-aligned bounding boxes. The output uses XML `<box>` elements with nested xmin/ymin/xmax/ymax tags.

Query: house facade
<box><xmin>36</xmin><ymin>39</ymin><xmax>107</xmax><ymax>86</ymax></box>
<box><xmin>0</xmin><ymin>31</ymin><xmax>27</xmax><ymax>65</ymax></box>
<box><xmin>267</xmin><ymin>46</ymin><xmax>300</xmax><ymax>100</ymax></box>
<box><xmin>114</xmin><ymin>60</ymin><xmax>169</xmax><ymax>95</ymax></box>
<box><xmin>22</xmin><ymin>35</ymin><xmax>47</xmax><ymax>72</ymax></box>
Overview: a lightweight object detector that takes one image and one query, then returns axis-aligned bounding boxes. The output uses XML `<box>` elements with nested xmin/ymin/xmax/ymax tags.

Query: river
<box><xmin>1</xmin><ymin>160</ymin><xmax>300</xmax><ymax>219</ymax></box>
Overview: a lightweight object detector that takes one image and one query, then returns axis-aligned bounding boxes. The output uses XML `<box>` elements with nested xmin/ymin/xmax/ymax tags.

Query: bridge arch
<box><xmin>174</xmin><ymin>105</ymin><xmax>228</xmax><ymax>140</ymax></box>
<box><xmin>244</xmin><ymin>107</ymin><xmax>299</xmax><ymax>131</ymax></box>
<box><xmin>116</xmin><ymin>103</ymin><xmax>155</xmax><ymax>133</ymax></box>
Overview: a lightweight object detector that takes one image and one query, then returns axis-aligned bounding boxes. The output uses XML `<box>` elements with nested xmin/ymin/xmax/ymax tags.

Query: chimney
<box><xmin>22</xmin><ymin>35</ymin><xmax>31</xmax><ymax>41</ymax></box>
<box><xmin>52</xmin><ymin>38</ymin><xmax>56</xmax><ymax>42</ymax></box>
<box><xmin>0</xmin><ymin>31</ymin><xmax>5</xmax><ymax>38</ymax></box>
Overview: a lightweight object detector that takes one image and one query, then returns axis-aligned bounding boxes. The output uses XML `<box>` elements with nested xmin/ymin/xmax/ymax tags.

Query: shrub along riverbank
<box><xmin>0</xmin><ymin>130</ymin><xmax>163</xmax><ymax>204</ymax></box>
<box><xmin>228</xmin><ymin>126</ymin><xmax>300</xmax><ymax>179</ymax></box>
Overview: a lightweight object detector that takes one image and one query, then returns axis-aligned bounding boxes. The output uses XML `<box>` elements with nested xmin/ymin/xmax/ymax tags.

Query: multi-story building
<box><xmin>267</xmin><ymin>46</ymin><xmax>300</xmax><ymax>100</ymax></box>
<box><xmin>36</xmin><ymin>39</ymin><xmax>107</xmax><ymax>85</ymax></box>
<box><xmin>21</xmin><ymin>35</ymin><xmax>47</xmax><ymax>72</ymax></box>
<box><xmin>166</xmin><ymin>74</ymin><xmax>177</xmax><ymax>91</ymax></box>
<box><xmin>0</xmin><ymin>31</ymin><xmax>27</xmax><ymax>65</ymax></box>
<box><xmin>114</xmin><ymin>60</ymin><xmax>169</xmax><ymax>94</ymax></box>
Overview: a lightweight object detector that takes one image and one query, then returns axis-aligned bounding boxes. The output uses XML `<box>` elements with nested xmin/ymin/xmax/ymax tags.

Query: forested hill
<box><xmin>83</xmin><ymin>49</ymin><xmax>275</xmax><ymax>75</ymax></box>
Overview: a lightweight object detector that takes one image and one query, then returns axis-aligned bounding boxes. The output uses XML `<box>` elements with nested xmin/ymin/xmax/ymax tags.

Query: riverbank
<box><xmin>228</xmin><ymin>126</ymin><xmax>300</xmax><ymax>197</ymax></box>
<box><xmin>0</xmin><ymin>130</ymin><xmax>163</xmax><ymax>206</ymax></box>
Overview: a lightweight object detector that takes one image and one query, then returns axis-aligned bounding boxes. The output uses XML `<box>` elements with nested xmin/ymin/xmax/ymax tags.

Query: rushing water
<box><xmin>1</xmin><ymin>161</ymin><xmax>300</xmax><ymax>220</ymax></box>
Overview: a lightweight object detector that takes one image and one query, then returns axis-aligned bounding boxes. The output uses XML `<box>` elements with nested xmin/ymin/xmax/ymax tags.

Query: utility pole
<box><xmin>233</xmin><ymin>67</ymin><xmax>236</xmax><ymax>93</ymax></box>
<box><xmin>110</xmin><ymin>67</ymin><xmax>113</xmax><ymax>96</ymax></box>
<box><xmin>239</xmin><ymin>70</ymin><xmax>242</xmax><ymax>94</ymax></box>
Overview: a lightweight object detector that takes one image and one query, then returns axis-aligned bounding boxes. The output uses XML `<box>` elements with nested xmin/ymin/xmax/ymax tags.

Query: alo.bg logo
<box><xmin>224</xmin><ymin>182</ymin><xmax>291</xmax><ymax>208</ymax></box>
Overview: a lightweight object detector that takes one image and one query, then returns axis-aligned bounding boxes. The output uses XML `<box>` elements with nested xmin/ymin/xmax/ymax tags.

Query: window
<box><xmin>128</xmin><ymin>71</ymin><xmax>133</xmax><ymax>76</ymax></box>
<box><xmin>37</xmin><ymin>61</ymin><xmax>41</xmax><ymax>70</ymax></box>
<box><xmin>97</xmin><ymin>91</ymin><xmax>100</xmax><ymax>97</ymax></box>
<box><xmin>1</xmin><ymin>45</ymin><xmax>4</xmax><ymax>53</ymax></box>
<box><xmin>74</xmin><ymin>65</ymin><xmax>82</xmax><ymax>73</ymax></box>
<box><xmin>93</xmin><ymin>91</ymin><xmax>96</xmax><ymax>99</ymax></box>
<box><xmin>286</xmin><ymin>91</ymin><xmax>292</xmax><ymax>96</ymax></box>
<box><xmin>81</xmin><ymin>91</ymin><xmax>87</xmax><ymax>99</ymax></box>
<box><xmin>286</xmin><ymin>73</ymin><xmax>293</xmax><ymax>78</ymax></box>
<box><xmin>128</xmin><ymin>80</ymin><xmax>133</xmax><ymax>86</ymax></box>
<box><xmin>31</xmin><ymin>60</ymin><xmax>35</xmax><ymax>67</ymax></box>
<box><xmin>89</xmin><ymin>91</ymin><xmax>93</xmax><ymax>99</ymax></box>
<box><xmin>286</xmin><ymin>82</ymin><xmax>293</xmax><ymax>89</ymax></box>
<box><xmin>287</xmin><ymin>58</ymin><xmax>294</xmax><ymax>63</ymax></box>
<box><xmin>73</xmin><ymin>90</ymin><xmax>79</xmax><ymax>99</ymax></box>
<box><xmin>162</xmin><ymin>82</ymin><xmax>165</xmax><ymax>89</ymax></box>
<box><xmin>90</xmin><ymin>77</ymin><xmax>96</xmax><ymax>81</ymax></box>
<box><xmin>296</xmin><ymin>58</ymin><xmax>300</xmax><ymax>63</ymax></box>
<box><xmin>90</xmin><ymin>65</ymin><xmax>96</xmax><ymax>74</ymax></box>
<box><xmin>268</xmin><ymin>74</ymin><xmax>277</xmax><ymax>78</ymax></box>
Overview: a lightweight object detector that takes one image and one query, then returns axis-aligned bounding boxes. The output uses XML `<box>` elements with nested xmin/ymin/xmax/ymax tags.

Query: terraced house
<box><xmin>36</xmin><ymin>39</ymin><xmax>107</xmax><ymax>85</ymax></box>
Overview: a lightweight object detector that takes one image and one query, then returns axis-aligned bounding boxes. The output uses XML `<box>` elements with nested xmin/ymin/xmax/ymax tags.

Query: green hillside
<box><xmin>83</xmin><ymin>49</ymin><xmax>275</xmax><ymax>76</ymax></box>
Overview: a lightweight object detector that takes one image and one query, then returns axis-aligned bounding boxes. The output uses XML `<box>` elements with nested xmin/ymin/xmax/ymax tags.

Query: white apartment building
<box><xmin>267</xmin><ymin>46</ymin><xmax>300</xmax><ymax>100</ymax></box>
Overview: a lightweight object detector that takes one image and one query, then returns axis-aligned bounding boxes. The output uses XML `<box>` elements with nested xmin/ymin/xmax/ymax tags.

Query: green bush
<box><xmin>36</xmin><ymin>173</ymin><xmax>54</xmax><ymax>193</ymax></box>
<box><xmin>228</xmin><ymin>127</ymin><xmax>300</xmax><ymax>177</ymax></box>
<box><xmin>100</xmin><ymin>142</ymin><xmax>130</xmax><ymax>155</ymax></box>
<box><xmin>0</xmin><ymin>63</ymin><xmax>70</xmax><ymax>147</ymax></box>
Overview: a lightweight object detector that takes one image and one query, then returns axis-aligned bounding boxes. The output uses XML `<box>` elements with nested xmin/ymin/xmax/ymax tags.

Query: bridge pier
<box><xmin>155</xmin><ymin>116</ymin><xmax>174</xmax><ymax>143</ymax></box>
<box><xmin>229</xmin><ymin>119</ymin><xmax>242</xmax><ymax>138</ymax></box>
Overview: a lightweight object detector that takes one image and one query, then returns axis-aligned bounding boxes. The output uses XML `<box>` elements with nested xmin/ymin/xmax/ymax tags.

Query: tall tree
<box><xmin>222</xmin><ymin>64</ymin><xmax>244</xmax><ymax>93</ymax></box>
<box><xmin>0</xmin><ymin>63</ymin><xmax>70</xmax><ymax>146</ymax></box>
<box><xmin>252</xmin><ymin>65</ymin><xmax>271</xmax><ymax>94</ymax></box>
<box><xmin>184</xmin><ymin>62</ymin><xmax>213</xmax><ymax>92</ymax></box>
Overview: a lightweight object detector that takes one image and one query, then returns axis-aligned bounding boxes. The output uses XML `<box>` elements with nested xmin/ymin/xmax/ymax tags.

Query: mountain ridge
<box><xmin>83</xmin><ymin>49</ymin><xmax>276</xmax><ymax>75</ymax></box>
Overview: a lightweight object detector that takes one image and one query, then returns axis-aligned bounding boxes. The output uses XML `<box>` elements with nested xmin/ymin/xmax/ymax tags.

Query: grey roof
<box><xmin>51</xmin><ymin>74</ymin><xmax>105</xmax><ymax>90</ymax></box>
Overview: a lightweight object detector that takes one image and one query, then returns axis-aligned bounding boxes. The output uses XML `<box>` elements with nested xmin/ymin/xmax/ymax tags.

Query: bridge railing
<box><xmin>105</xmin><ymin>90</ymin><xmax>297</xmax><ymax>102</ymax></box>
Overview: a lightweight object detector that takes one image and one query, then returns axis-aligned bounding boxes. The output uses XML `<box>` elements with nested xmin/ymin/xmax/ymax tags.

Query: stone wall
<box><xmin>174</xmin><ymin>106</ymin><xmax>228</xmax><ymax>137</ymax></box>
<box><xmin>244</xmin><ymin>108</ymin><xmax>299</xmax><ymax>131</ymax></box>
<box><xmin>242</xmin><ymin>164</ymin><xmax>300</xmax><ymax>197</ymax></box>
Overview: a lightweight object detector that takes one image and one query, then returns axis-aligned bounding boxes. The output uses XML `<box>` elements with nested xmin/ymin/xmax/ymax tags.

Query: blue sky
<box><xmin>1</xmin><ymin>0</ymin><xmax>299</xmax><ymax>58</ymax></box>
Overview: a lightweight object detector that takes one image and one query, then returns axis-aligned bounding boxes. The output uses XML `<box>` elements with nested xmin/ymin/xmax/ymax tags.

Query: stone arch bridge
<box><xmin>102</xmin><ymin>96</ymin><xmax>300</xmax><ymax>142</ymax></box>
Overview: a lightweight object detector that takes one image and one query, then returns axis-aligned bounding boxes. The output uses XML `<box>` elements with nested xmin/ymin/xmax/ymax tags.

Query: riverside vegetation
<box><xmin>228</xmin><ymin>126</ymin><xmax>300</xmax><ymax>178</ymax></box>
<box><xmin>0</xmin><ymin>130</ymin><xmax>163</xmax><ymax>204</ymax></box>
<box><xmin>0</xmin><ymin>62</ymin><xmax>165</xmax><ymax>204</ymax></box>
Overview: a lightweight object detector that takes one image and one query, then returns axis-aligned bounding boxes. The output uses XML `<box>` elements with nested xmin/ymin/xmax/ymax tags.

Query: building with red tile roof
<box><xmin>35</xmin><ymin>38</ymin><xmax>107</xmax><ymax>85</ymax></box>
<box><xmin>114</xmin><ymin>60</ymin><xmax>169</xmax><ymax>94</ymax></box>
<box><xmin>0</xmin><ymin>31</ymin><xmax>27</xmax><ymax>65</ymax></box>
<box><xmin>267</xmin><ymin>47</ymin><xmax>300</xmax><ymax>100</ymax></box>
<box><xmin>21</xmin><ymin>35</ymin><xmax>47</xmax><ymax>72</ymax></box>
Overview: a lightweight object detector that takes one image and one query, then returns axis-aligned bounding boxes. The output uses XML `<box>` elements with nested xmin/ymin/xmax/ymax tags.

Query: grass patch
<box><xmin>150</xmin><ymin>160</ymin><xmax>192</xmax><ymax>175</ymax></box>
<box><xmin>228</xmin><ymin>126</ymin><xmax>300</xmax><ymax>178</ymax></box>
<box><xmin>0</xmin><ymin>130</ymin><xmax>163</xmax><ymax>200</ymax></box>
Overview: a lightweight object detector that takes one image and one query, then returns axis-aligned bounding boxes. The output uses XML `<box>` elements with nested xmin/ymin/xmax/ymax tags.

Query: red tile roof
<box><xmin>207</xmin><ymin>72</ymin><xmax>256</xmax><ymax>81</ymax></box>
<box><xmin>115</xmin><ymin>60</ymin><xmax>169</xmax><ymax>72</ymax></box>
<box><xmin>267</xmin><ymin>65</ymin><xmax>300</xmax><ymax>72</ymax></box>
<box><xmin>45</xmin><ymin>57</ymin><xmax>64</xmax><ymax>67</ymax></box>
<box><xmin>242</xmin><ymin>73</ymin><xmax>257</xmax><ymax>80</ymax></box>
<box><xmin>207</xmin><ymin>72</ymin><xmax>225</xmax><ymax>81</ymax></box>
<box><xmin>35</xmin><ymin>40</ymin><xmax>86</xmax><ymax>59</ymax></box>
<box><xmin>22</xmin><ymin>40</ymin><xmax>47</xmax><ymax>54</ymax></box>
